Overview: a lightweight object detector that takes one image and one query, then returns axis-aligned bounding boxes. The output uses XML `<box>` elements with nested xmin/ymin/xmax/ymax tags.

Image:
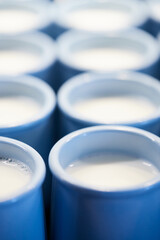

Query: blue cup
<box><xmin>50</xmin><ymin>0</ymin><xmax>150</xmax><ymax>39</ymax></box>
<box><xmin>0</xmin><ymin>75</ymin><xmax>56</xmax><ymax>209</ymax></box>
<box><xmin>0</xmin><ymin>75</ymin><xmax>56</xmax><ymax>160</ymax></box>
<box><xmin>57</xmin><ymin>29</ymin><xmax>159</xmax><ymax>88</ymax></box>
<box><xmin>0</xmin><ymin>2</ymin><xmax>53</xmax><ymax>37</ymax></box>
<box><xmin>0</xmin><ymin>32</ymin><xmax>57</xmax><ymax>91</ymax></box>
<box><xmin>49</xmin><ymin>125</ymin><xmax>160</xmax><ymax>240</ymax></box>
<box><xmin>58</xmin><ymin>71</ymin><xmax>160</xmax><ymax>136</ymax></box>
<box><xmin>0</xmin><ymin>136</ymin><xmax>46</xmax><ymax>240</ymax></box>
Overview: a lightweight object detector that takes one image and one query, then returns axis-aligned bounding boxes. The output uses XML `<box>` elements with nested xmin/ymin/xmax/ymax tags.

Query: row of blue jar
<box><xmin>2</xmin><ymin>69</ymin><xmax>160</xmax><ymax>240</ymax></box>
<box><xmin>1</xmin><ymin>0</ymin><xmax>160</xmax><ymax>38</ymax></box>
<box><xmin>1</xmin><ymin>69</ymin><xmax>160</xmax><ymax>206</ymax></box>
<box><xmin>2</xmin><ymin>27</ymin><xmax>160</xmax><ymax>90</ymax></box>
<box><xmin>1</xmin><ymin>0</ymin><xmax>160</xmax><ymax>91</ymax></box>
<box><xmin>1</xmin><ymin>1</ymin><xmax>160</xmax><ymax>239</ymax></box>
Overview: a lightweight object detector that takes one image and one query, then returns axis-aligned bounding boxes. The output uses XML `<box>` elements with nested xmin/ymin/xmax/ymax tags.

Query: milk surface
<box><xmin>66</xmin><ymin>153</ymin><xmax>159</xmax><ymax>189</ymax></box>
<box><xmin>0</xmin><ymin>96</ymin><xmax>40</xmax><ymax>126</ymax></box>
<box><xmin>0</xmin><ymin>50</ymin><xmax>40</xmax><ymax>75</ymax></box>
<box><xmin>73</xmin><ymin>48</ymin><xmax>143</xmax><ymax>71</ymax></box>
<box><xmin>74</xmin><ymin>96</ymin><xmax>156</xmax><ymax>123</ymax></box>
<box><xmin>0</xmin><ymin>9</ymin><xmax>39</xmax><ymax>33</ymax></box>
<box><xmin>66</xmin><ymin>8</ymin><xmax>131</xmax><ymax>32</ymax></box>
<box><xmin>0</xmin><ymin>158</ymin><xmax>32</xmax><ymax>200</ymax></box>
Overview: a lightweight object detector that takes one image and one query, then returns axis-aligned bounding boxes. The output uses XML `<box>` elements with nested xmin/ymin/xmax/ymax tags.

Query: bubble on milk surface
<box><xmin>0</xmin><ymin>157</ymin><xmax>31</xmax><ymax>175</ymax></box>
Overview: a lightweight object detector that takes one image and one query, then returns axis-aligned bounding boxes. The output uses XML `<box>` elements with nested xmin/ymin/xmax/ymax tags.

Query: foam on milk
<box><xmin>0</xmin><ymin>96</ymin><xmax>40</xmax><ymax>127</ymax></box>
<box><xmin>73</xmin><ymin>48</ymin><xmax>143</xmax><ymax>71</ymax></box>
<box><xmin>0</xmin><ymin>158</ymin><xmax>32</xmax><ymax>200</ymax></box>
<box><xmin>0</xmin><ymin>9</ymin><xmax>39</xmax><ymax>34</ymax></box>
<box><xmin>0</xmin><ymin>49</ymin><xmax>41</xmax><ymax>75</ymax></box>
<box><xmin>66</xmin><ymin>8</ymin><xmax>131</xmax><ymax>32</ymax></box>
<box><xmin>66</xmin><ymin>153</ymin><xmax>159</xmax><ymax>189</ymax></box>
<box><xmin>74</xmin><ymin>96</ymin><xmax>156</xmax><ymax>123</ymax></box>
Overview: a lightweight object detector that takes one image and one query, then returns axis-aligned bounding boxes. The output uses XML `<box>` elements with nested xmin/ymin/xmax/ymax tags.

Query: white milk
<box><xmin>0</xmin><ymin>9</ymin><xmax>39</xmax><ymax>34</ymax></box>
<box><xmin>150</xmin><ymin>2</ymin><xmax>160</xmax><ymax>21</ymax></box>
<box><xmin>0</xmin><ymin>158</ymin><xmax>32</xmax><ymax>200</ymax></box>
<box><xmin>74</xmin><ymin>96</ymin><xmax>156</xmax><ymax>123</ymax></box>
<box><xmin>66</xmin><ymin>9</ymin><xmax>131</xmax><ymax>32</ymax></box>
<box><xmin>73</xmin><ymin>48</ymin><xmax>143</xmax><ymax>71</ymax></box>
<box><xmin>0</xmin><ymin>96</ymin><xmax>40</xmax><ymax>126</ymax></box>
<box><xmin>66</xmin><ymin>153</ymin><xmax>159</xmax><ymax>189</ymax></box>
<box><xmin>0</xmin><ymin>50</ymin><xmax>40</xmax><ymax>75</ymax></box>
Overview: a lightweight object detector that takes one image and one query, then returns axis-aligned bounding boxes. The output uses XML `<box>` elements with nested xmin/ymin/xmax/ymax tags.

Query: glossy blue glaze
<box><xmin>0</xmin><ymin>137</ymin><xmax>46</xmax><ymax>240</ymax></box>
<box><xmin>57</xmin><ymin>29</ymin><xmax>160</xmax><ymax>88</ymax></box>
<box><xmin>49</xmin><ymin>126</ymin><xmax>160</xmax><ymax>240</ymax></box>
<box><xmin>58</xmin><ymin>71</ymin><xmax>160</xmax><ymax>137</ymax></box>
<box><xmin>50</xmin><ymin>0</ymin><xmax>150</xmax><ymax>39</ymax></box>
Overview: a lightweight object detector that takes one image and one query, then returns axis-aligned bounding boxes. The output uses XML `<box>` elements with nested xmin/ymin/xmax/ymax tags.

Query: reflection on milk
<box><xmin>0</xmin><ymin>9</ymin><xmax>39</xmax><ymax>34</ymax></box>
<box><xmin>66</xmin><ymin>8</ymin><xmax>131</xmax><ymax>32</ymax></box>
<box><xmin>0</xmin><ymin>96</ymin><xmax>40</xmax><ymax>126</ymax></box>
<box><xmin>74</xmin><ymin>96</ymin><xmax>156</xmax><ymax>123</ymax></box>
<box><xmin>66</xmin><ymin>152</ymin><xmax>159</xmax><ymax>189</ymax></box>
<box><xmin>0</xmin><ymin>50</ymin><xmax>40</xmax><ymax>75</ymax></box>
<box><xmin>73</xmin><ymin>48</ymin><xmax>143</xmax><ymax>71</ymax></box>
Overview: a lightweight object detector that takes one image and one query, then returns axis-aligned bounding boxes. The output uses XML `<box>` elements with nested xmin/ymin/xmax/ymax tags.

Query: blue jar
<box><xmin>49</xmin><ymin>125</ymin><xmax>160</xmax><ymax>240</ymax></box>
<box><xmin>0</xmin><ymin>136</ymin><xmax>46</xmax><ymax>240</ymax></box>
<box><xmin>0</xmin><ymin>32</ymin><xmax>57</xmax><ymax>91</ymax></box>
